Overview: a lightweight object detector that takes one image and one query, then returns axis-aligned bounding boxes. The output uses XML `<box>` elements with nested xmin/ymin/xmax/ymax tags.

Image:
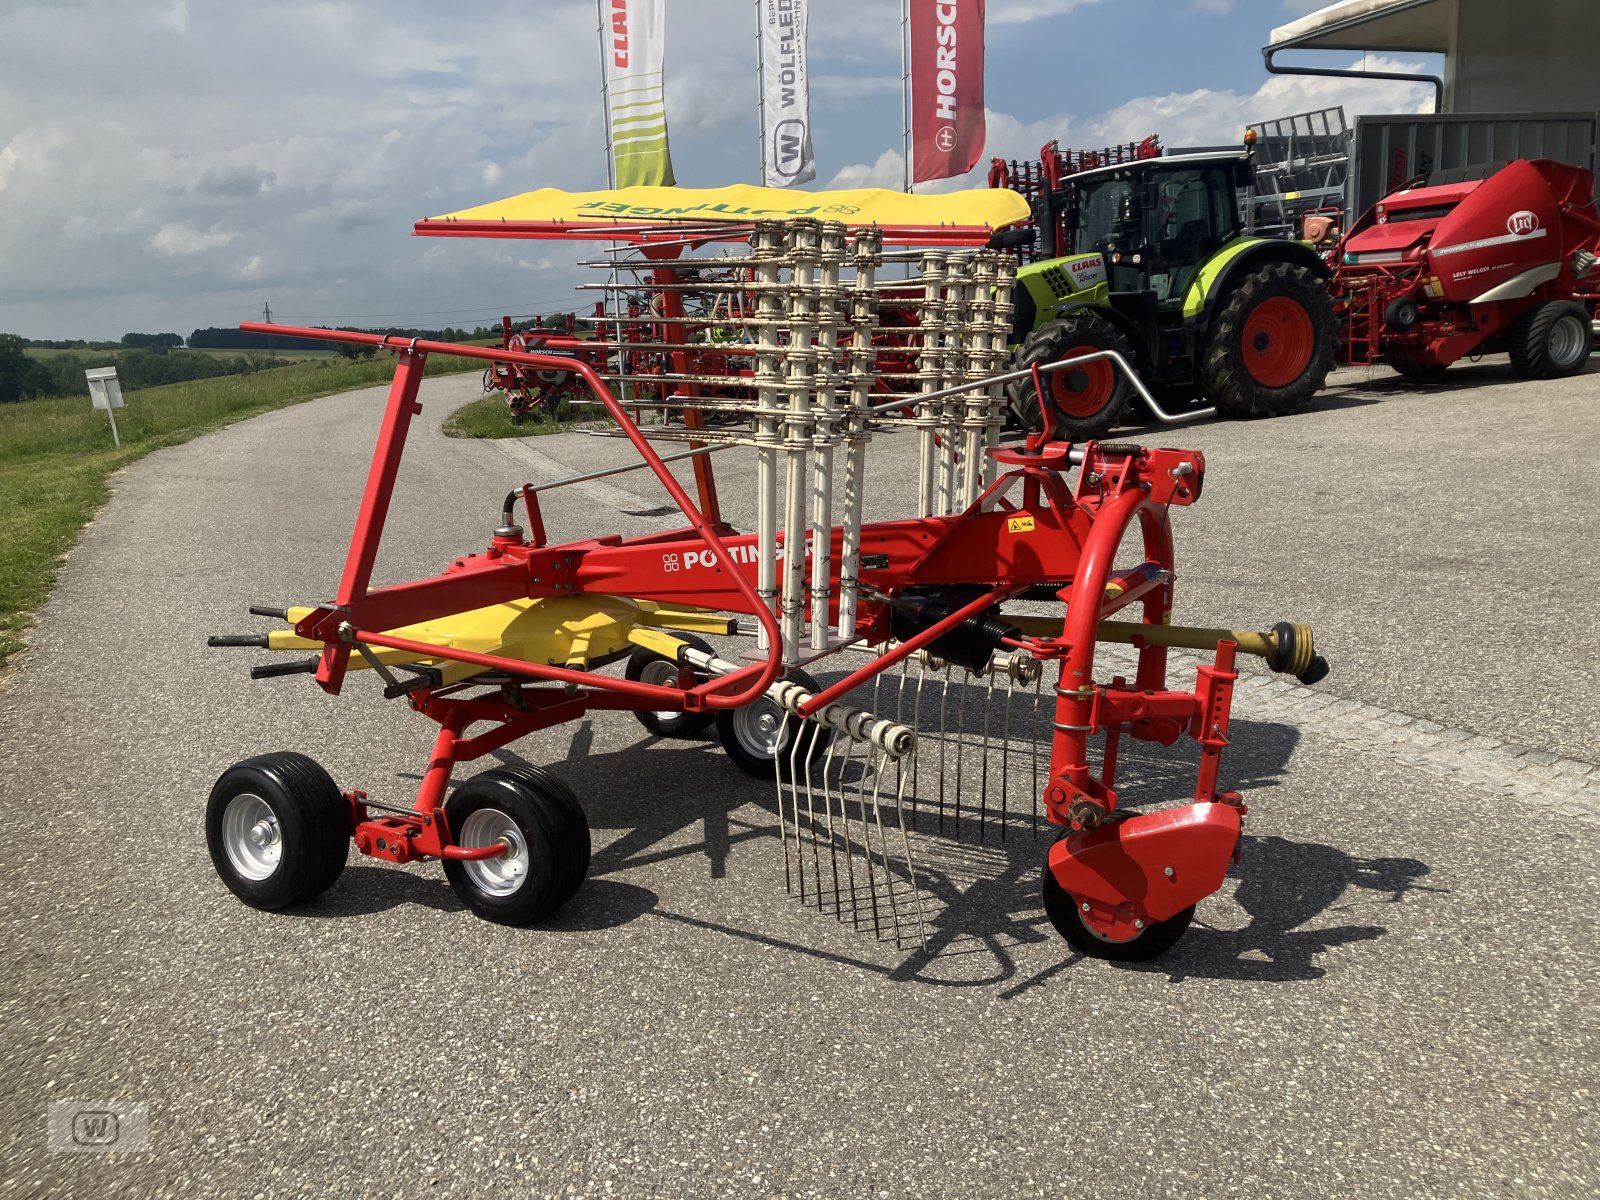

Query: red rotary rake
<box><xmin>206</xmin><ymin>185</ymin><xmax>1328</xmax><ymax>960</ymax></box>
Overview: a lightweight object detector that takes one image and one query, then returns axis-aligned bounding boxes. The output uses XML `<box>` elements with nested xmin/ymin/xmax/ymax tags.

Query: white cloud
<box><xmin>149</xmin><ymin>222</ymin><xmax>238</xmax><ymax>256</ymax></box>
<box><xmin>824</xmin><ymin>149</ymin><xmax>905</xmax><ymax>191</ymax></box>
<box><xmin>827</xmin><ymin>55</ymin><xmax>1433</xmax><ymax>193</ymax></box>
<box><xmin>990</xmin><ymin>0</ymin><xmax>1102</xmax><ymax>25</ymax></box>
<box><xmin>0</xmin><ymin>123</ymin><xmax>67</xmax><ymax>193</ymax></box>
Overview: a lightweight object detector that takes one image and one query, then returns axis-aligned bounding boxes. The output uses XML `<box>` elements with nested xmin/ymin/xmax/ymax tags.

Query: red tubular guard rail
<box><xmin>237</xmin><ymin>322</ymin><xmax>785</xmax><ymax>711</ymax></box>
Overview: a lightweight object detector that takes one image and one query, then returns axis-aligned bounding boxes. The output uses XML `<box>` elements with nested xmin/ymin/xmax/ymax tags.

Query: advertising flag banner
<box><xmin>909</xmin><ymin>0</ymin><xmax>986</xmax><ymax>185</ymax></box>
<box><xmin>761</xmin><ymin>0</ymin><xmax>816</xmax><ymax>186</ymax></box>
<box><xmin>605</xmin><ymin>0</ymin><xmax>676</xmax><ymax>188</ymax></box>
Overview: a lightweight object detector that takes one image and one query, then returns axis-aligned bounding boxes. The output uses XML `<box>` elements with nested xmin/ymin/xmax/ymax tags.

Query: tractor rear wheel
<box><xmin>1508</xmin><ymin>301</ymin><xmax>1591</xmax><ymax>380</ymax></box>
<box><xmin>1200</xmin><ymin>262</ymin><xmax>1334</xmax><ymax>418</ymax></box>
<box><xmin>1010</xmin><ymin>315</ymin><xmax>1134</xmax><ymax>441</ymax></box>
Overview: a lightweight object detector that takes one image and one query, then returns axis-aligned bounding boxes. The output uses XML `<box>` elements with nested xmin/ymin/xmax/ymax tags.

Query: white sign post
<box><xmin>85</xmin><ymin>366</ymin><xmax>124</xmax><ymax>449</ymax></box>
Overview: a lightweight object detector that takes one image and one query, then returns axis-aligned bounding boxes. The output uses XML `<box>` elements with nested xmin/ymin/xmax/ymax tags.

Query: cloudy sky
<box><xmin>0</xmin><ymin>0</ymin><xmax>1436</xmax><ymax>340</ymax></box>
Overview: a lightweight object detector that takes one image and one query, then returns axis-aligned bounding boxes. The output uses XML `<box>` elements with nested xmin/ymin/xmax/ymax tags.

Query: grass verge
<box><xmin>0</xmin><ymin>353</ymin><xmax>475</xmax><ymax>677</ymax></box>
<box><xmin>440</xmin><ymin>392</ymin><xmax>581</xmax><ymax>439</ymax></box>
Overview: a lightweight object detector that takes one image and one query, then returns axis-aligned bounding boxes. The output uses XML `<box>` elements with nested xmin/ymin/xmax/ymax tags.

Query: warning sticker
<box><xmin>1007</xmin><ymin>515</ymin><xmax>1036</xmax><ymax>534</ymax></box>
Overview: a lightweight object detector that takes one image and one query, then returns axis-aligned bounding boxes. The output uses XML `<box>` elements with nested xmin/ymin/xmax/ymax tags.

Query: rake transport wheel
<box><xmin>1040</xmin><ymin>829</ymin><xmax>1195</xmax><ymax>962</ymax></box>
<box><xmin>1201</xmin><ymin>262</ymin><xmax>1335</xmax><ymax>418</ymax></box>
<box><xmin>1010</xmin><ymin>315</ymin><xmax>1133</xmax><ymax>440</ymax></box>
<box><xmin>442</xmin><ymin>766</ymin><xmax>591</xmax><ymax>926</ymax></box>
<box><xmin>1508</xmin><ymin>301</ymin><xmax>1592</xmax><ymax>380</ymax></box>
<box><xmin>717</xmin><ymin>668</ymin><xmax>834</xmax><ymax>779</ymax></box>
<box><xmin>625</xmin><ymin>633</ymin><xmax>717</xmax><ymax>738</ymax></box>
<box><xmin>206</xmin><ymin>752</ymin><xmax>349</xmax><ymax>910</ymax></box>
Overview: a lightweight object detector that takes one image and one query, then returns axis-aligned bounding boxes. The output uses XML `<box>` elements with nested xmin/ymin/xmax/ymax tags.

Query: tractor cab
<box><xmin>1009</xmin><ymin>150</ymin><xmax>1334</xmax><ymax>440</ymax></box>
<box><xmin>1074</xmin><ymin>154</ymin><xmax>1250</xmax><ymax>306</ymax></box>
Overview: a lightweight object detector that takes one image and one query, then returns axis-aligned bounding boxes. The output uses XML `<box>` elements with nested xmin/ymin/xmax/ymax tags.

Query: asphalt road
<box><xmin>2</xmin><ymin>357</ymin><xmax>1597</xmax><ymax>1198</ymax></box>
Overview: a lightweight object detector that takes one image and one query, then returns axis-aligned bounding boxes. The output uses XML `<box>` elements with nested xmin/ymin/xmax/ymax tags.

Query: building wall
<box><xmin>1447</xmin><ymin>0</ymin><xmax>1600</xmax><ymax>113</ymax></box>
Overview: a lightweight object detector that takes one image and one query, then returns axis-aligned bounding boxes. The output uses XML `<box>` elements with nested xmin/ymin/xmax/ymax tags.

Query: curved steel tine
<box><xmin>777</xmin><ymin>718</ymin><xmax>795</xmax><ymax>896</ymax></box>
<box><xmin>937</xmin><ymin>661</ymin><xmax>952</xmax><ymax>834</ymax></box>
<box><xmin>860</xmin><ymin>745</ymin><xmax>889</xmax><ymax>939</ymax></box>
<box><xmin>894</xmin><ymin>754</ymin><xmax>926</xmax><ymax>950</ymax></box>
<box><xmin>980</xmin><ymin>662</ymin><xmax>996</xmax><ymax>845</ymax></box>
<box><xmin>1000</xmin><ymin>665</ymin><xmax>1015</xmax><ymax>844</ymax></box>
<box><xmin>910</xmin><ymin>653</ymin><xmax>928</xmax><ymax>831</ymax></box>
<box><xmin>817</xmin><ymin>722</ymin><xmax>844</xmax><ymax>916</ymax></box>
<box><xmin>952</xmin><ymin>665</ymin><xmax>968</xmax><ymax>841</ymax></box>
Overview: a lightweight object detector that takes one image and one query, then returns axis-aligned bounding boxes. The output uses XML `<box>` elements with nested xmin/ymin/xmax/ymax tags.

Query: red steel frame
<box><xmin>235</xmin><ymin>284</ymin><xmax>1244</xmax><ymax>913</ymax></box>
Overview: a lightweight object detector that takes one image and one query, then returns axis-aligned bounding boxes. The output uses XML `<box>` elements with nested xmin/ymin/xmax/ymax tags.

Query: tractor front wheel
<box><xmin>1200</xmin><ymin>262</ymin><xmax>1334</xmax><ymax>418</ymax></box>
<box><xmin>1010</xmin><ymin>315</ymin><xmax>1134</xmax><ymax>441</ymax></box>
<box><xmin>1508</xmin><ymin>301</ymin><xmax>1591</xmax><ymax>380</ymax></box>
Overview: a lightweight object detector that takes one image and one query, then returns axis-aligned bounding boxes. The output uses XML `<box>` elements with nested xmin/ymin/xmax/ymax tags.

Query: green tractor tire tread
<box><xmin>1010</xmin><ymin>315</ymin><xmax>1134</xmax><ymax>441</ymax></box>
<box><xmin>1200</xmin><ymin>261</ymin><xmax>1335</xmax><ymax>418</ymax></box>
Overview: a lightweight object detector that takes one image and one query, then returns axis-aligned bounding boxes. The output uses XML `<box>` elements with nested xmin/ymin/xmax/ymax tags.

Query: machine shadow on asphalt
<box><xmin>286</xmin><ymin>710</ymin><xmax>1438</xmax><ymax>997</ymax></box>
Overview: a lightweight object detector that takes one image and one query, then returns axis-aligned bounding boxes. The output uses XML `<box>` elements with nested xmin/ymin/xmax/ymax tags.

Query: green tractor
<box><xmin>1006</xmin><ymin>150</ymin><xmax>1337</xmax><ymax>438</ymax></box>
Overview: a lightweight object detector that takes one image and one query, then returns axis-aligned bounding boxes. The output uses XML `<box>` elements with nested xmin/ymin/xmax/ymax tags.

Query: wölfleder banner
<box><xmin>761</xmin><ymin>0</ymin><xmax>816</xmax><ymax>186</ymax></box>
<box><xmin>909</xmin><ymin>0</ymin><xmax>985</xmax><ymax>185</ymax></box>
<box><xmin>604</xmin><ymin>0</ymin><xmax>676</xmax><ymax>188</ymax></box>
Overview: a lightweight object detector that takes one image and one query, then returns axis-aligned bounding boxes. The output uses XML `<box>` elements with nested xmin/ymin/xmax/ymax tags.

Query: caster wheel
<box><xmin>442</xmin><ymin>766</ymin><xmax>590</xmax><ymax>925</ymax></box>
<box><xmin>1041</xmin><ymin>832</ymin><xmax>1194</xmax><ymax>962</ymax></box>
<box><xmin>625</xmin><ymin>634</ymin><xmax>717</xmax><ymax>738</ymax></box>
<box><xmin>715</xmin><ymin>668</ymin><xmax>833</xmax><ymax>779</ymax></box>
<box><xmin>205</xmin><ymin>752</ymin><xmax>350</xmax><ymax>910</ymax></box>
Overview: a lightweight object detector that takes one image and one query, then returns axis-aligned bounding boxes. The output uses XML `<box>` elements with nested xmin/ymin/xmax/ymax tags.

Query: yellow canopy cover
<box><xmin>416</xmin><ymin>183</ymin><xmax>1030</xmax><ymax>241</ymax></box>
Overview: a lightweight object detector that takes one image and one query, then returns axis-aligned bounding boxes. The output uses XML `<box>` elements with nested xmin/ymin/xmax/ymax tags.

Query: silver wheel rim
<box><xmin>1548</xmin><ymin>314</ymin><xmax>1588</xmax><ymax>369</ymax></box>
<box><xmin>222</xmin><ymin>792</ymin><xmax>281</xmax><ymax>882</ymax></box>
<box><xmin>458</xmin><ymin>808</ymin><xmax>529</xmax><ymax>897</ymax></box>
<box><xmin>639</xmin><ymin>658</ymin><xmax>685</xmax><ymax>725</ymax></box>
<box><xmin>732</xmin><ymin>698</ymin><xmax>786</xmax><ymax>760</ymax></box>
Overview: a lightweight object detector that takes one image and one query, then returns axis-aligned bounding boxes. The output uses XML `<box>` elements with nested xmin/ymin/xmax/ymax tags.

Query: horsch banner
<box><xmin>604</xmin><ymin>0</ymin><xmax>676</xmax><ymax>188</ymax></box>
<box><xmin>910</xmin><ymin>0</ymin><xmax>986</xmax><ymax>185</ymax></box>
<box><xmin>761</xmin><ymin>0</ymin><xmax>816</xmax><ymax>186</ymax></box>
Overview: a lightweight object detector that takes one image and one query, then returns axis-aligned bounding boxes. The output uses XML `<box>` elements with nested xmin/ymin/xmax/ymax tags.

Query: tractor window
<box><xmin>1077</xmin><ymin>178</ymin><xmax>1137</xmax><ymax>256</ymax></box>
<box><xmin>1148</xmin><ymin>167</ymin><xmax>1238</xmax><ymax>304</ymax></box>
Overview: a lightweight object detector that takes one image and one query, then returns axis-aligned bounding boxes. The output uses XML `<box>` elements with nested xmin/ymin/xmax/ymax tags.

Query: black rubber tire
<box><xmin>442</xmin><ymin>767</ymin><xmax>590</xmax><ymax>925</ymax></box>
<box><xmin>1389</xmin><ymin>357</ymin><xmax>1448</xmax><ymax>379</ymax></box>
<box><xmin>1508</xmin><ymin>301</ymin><xmax>1592</xmax><ymax>380</ymax></box>
<box><xmin>205</xmin><ymin>752</ymin><xmax>349</xmax><ymax>910</ymax></box>
<box><xmin>716</xmin><ymin>668</ymin><xmax>834</xmax><ymax>779</ymax></box>
<box><xmin>1200</xmin><ymin>261</ymin><xmax>1335</xmax><ymax>418</ymax></box>
<box><xmin>1040</xmin><ymin>828</ymin><xmax>1194</xmax><ymax>962</ymax></box>
<box><xmin>1008</xmin><ymin>315</ymin><xmax>1134</xmax><ymax>441</ymax></box>
<box><xmin>625</xmin><ymin>634</ymin><xmax>717</xmax><ymax>738</ymax></box>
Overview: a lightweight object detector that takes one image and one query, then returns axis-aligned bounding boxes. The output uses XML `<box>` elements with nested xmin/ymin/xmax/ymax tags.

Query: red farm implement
<box><xmin>206</xmin><ymin>183</ymin><xmax>1329</xmax><ymax>961</ymax></box>
<box><xmin>1329</xmin><ymin>158</ymin><xmax>1600</xmax><ymax>377</ymax></box>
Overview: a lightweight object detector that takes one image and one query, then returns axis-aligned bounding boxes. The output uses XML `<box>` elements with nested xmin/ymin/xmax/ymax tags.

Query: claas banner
<box><xmin>910</xmin><ymin>0</ymin><xmax>986</xmax><ymax>185</ymax></box>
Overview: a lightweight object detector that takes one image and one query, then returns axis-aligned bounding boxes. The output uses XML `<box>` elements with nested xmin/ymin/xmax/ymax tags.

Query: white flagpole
<box><xmin>756</xmin><ymin>0</ymin><xmax>767</xmax><ymax>184</ymax></box>
<box><xmin>596</xmin><ymin>0</ymin><xmax>616</xmax><ymax>188</ymax></box>
<box><xmin>900</xmin><ymin>0</ymin><xmax>911</xmax><ymax>193</ymax></box>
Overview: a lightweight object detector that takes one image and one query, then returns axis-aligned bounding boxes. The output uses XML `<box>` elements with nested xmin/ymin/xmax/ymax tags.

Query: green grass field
<box><xmin>24</xmin><ymin>346</ymin><xmax>336</xmax><ymax>362</ymax></box>
<box><xmin>0</xmin><ymin>353</ymin><xmax>475</xmax><ymax>677</ymax></box>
